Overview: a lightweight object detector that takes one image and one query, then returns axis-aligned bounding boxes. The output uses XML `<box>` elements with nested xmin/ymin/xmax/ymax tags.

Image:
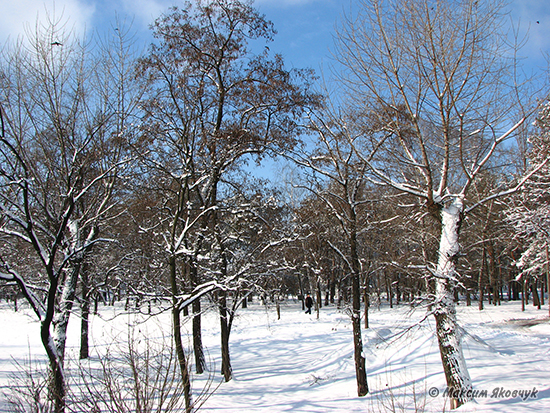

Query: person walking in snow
<box><xmin>305</xmin><ymin>293</ymin><xmax>313</xmax><ymax>314</ymax></box>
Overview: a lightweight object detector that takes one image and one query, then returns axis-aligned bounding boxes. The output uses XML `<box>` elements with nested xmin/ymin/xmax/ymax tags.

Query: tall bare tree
<box><xmin>293</xmin><ymin>113</ymin><xmax>371</xmax><ymax>396</ymax></box>
<box><xmin>0</xmin><ymin>19</ymin><xmax>134</xmax><ymax>412</ymax></box>
<box><xmin>138</xmin><ymin>0</ymin><xmax>320</xmax><ymax>385</ymax></box>
<box><xmin>331</xmin><ymin>0</ymin><xmax>545</xmax><ymax>408</ymax></box>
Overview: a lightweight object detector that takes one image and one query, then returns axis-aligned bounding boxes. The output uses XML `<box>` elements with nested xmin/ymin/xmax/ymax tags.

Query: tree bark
<box><xmin>350</xmin><ymin>223</ymin><xmax>368</xmax><ymax>397</ymax></box>
<box><xmin>478</xmin><ymin>248</ymin><xmax>486</xmax><ymax>311</ymax></box>
<box><xmin>53</xmin><ymin>264</ymin><xmax>80</xmax><ymax>363</ymax></box>
<box><xmin>218</xmin><ymin>290</ymin><xmax>233</xmax><ymax>382</ymax></box>
<box><xmin>80</xmin><ymin>263</ymin><xmax>90</xmax><ymax>360</ymax></box>
<box><xmin>41</xmin><ymin>278</ymin><xmax>66</xmax><ymax>413</ymax></box>
<box><xmin>169</xmin><ymin>255</ymin><xmax>192</xmax><ymax>411</ymax></box>
<box><xmin>433</xmin><ymin>198</ymin><xmax>472</xmax><ymax>409</ymax></box>
<box><xmin>386</xmin><ymin>270</ymin><xmax>393</xmax><ymax>308</ymax></box>
<box><xmin>547</xmin><ymin>244</ymin><xmax>550</xmax><ymax>317</ymax></box>
<box><xmin>532</xmin><ymin>280</ymin><xmax>541</xmax><ymax>309</ymax></box>
<box><xmin>192</xmin><ymin>299</ymin><xmax>206</xmax><ymax>374</ymax></box>
<box><xmin>189</xmin><ymin>261</ymin><xmax>206</xmax><ymax>374</ymax></box>
<box><xmin>364</xmin><ymin>273</ymin><xmax>370</xmax><ymax>329</ymax></box>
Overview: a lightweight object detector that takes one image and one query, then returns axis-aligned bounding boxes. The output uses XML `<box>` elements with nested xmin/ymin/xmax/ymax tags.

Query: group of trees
<box><xmin>0</xmin><ymin>0</ymin><xmax>548</xmax><ymax>412</ymax></box>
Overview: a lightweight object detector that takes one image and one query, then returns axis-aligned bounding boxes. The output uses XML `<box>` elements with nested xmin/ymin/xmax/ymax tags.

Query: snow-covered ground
<box><xmin>0</xmin><ymin>298</ymin><xmax>548</xmax><ymax>412</ymax></box>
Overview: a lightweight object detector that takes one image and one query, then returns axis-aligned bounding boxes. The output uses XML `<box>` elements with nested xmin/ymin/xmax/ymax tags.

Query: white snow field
<box><xmin>0</xmin><ymin>298</ymin><xmax>548</xmax><ymax>412</ymax></box>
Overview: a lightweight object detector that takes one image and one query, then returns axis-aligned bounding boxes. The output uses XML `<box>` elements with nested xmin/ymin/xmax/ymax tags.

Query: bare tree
<box><xmin>77</xmin><ymin>18</ymin><xmax>145</xmax><ymax>361</ymax></box>
<box><xmin>138</xmin><ymin>0</ymin><xmax>319</xmax><ymax>385</ymax></box>
<box><xmin>293</xmin><ymin>118</ymin><xmax>371</xmax><ymax>396</ymax></box>
<box><xmin>331</xmin><ymin>0</ymin><xmax>545</xmax><ymax>408</ymax></box>
<box><xmin>0</xmin><ymin>18</ymin><xmax>133</xmax><ymax>412</ymax></box>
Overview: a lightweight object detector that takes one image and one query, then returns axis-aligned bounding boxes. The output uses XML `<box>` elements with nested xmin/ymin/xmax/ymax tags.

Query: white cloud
<box><xmin>0</xmin><ymin>0</ymin><xmax>95</xmax><ymax>45</ymax></box>
<box><xmin>119</xmin><ymin>0</ymin><xmax>172</xmax><ymax>26</ymax></box>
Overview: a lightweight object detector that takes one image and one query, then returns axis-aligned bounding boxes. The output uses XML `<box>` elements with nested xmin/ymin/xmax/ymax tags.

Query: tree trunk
<box><xmin>316</xmin><ymin>277</ymin><xmax>321</xmax><ymax>319</ymax></box>
<box><xmin>386</xmin><ymin>270</ymin><xmax>393</xmax><ymax>308</ymax></box>
<box><xmin>53</xmin><ymin>264</ymin><xmax>80</xmax><ymax>363</ymax></box>
<box><xmin>364</xmin><ymin>274</ymin><xmax>370</xmax><ymax>329</ymax></box>
<box><xmin>189</xmin><ymin>260</ymin><xmax>206</xmax><ymax>375</ymax></box>
<box><xmin>169</xmin><ymin>256</ymin><xmax>192</xmax><ymax>411</ymax></box>
<box><xmin>547</xmin><ymin>244</ymin><xmax>550</xmax><ymax>317</ymax></box>
<box><xmin>330</xmin><ymin>272</ymin><xmax>336</xmax><ymax>304</ymax></box>
<box><xmin>350</xmin><ymin>226</ymin><xmax>368</xmax><ymax>397</ymax></box>
<box><xmin>193</xmin><ymin>299</ymin><xmax>206</xmax><ymax>374</ymax></box>
<box><xmin>218</xmin><ymin>290</ymin><xmax>233</xmax><ymax>382</ymax></box>
<box><xmin>172</xmin><ymin>304</ymin><xmax>192</xmax><ymax>412</ymax></box>
<box><xmin>298</xmin><ymin>273</ymin><xmax>305</xmax><ymax>310</ymax></box>
<box><xmin>478</xmin><ymin>248</ymin><xmax>486</xmax><ymax>311</ymax></box>
<box><xmin>352</xmin><ymin>271</ymin><xmax>368</xmax><ymax>396</ymax></box>
<box><xmin>487</xmin><ymin>243</ymin><xmax>495</xmax><ymax>305</ymax></box>
<box><xmin>44</xmin><ymin>334</ymin><xmax>66</xmax><ymax>413</ymax></box>
<box><xmin>522</xmin><ymin>278</ymin><xmax>527</xmax><ymax>311</ymax></box>
<box><xmin>532</xmin><ymin>281</ymin><xmax>541</xmax><ymax>309</ymax></box>
<box><xmin>80</xmin><ymin>263</ymin><xmax>90</xmax><ymax>360</ymax></box>
<box><xmin>433</xmin><ymin>198</ymin><xmax>472</xmax><ymax>409</ymax></box>
<box><xmin>316</xmin><ymin>278</ymin><xmax>322</xmax><ymax>309</ymax></box>
<box><xmin>42</xmin><ymin>279</ymin><xmax>66</xmax><ymax>413</ymax></box>
<box><xmin>242</xmin><ymin>290</ymin><xmax>248</xmax><ymax>308</ymax></box>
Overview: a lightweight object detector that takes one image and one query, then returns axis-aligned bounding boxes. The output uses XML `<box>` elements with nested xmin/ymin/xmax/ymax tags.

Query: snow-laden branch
<box><xmin>462</xmin><ymin>115</ymin><xmax>533</xmax><ymax>195</ymax></box>
<box><xmin>259</xmin><ymin>234</ymin><xmax>304</xmax><ymax>255</ymax></box>
<box><xmin>465</xmin><ymin>157</ymin><xmax>550</xmax><ymax>214</ymax></box>
<box><xmin>0</xmin><ymin>266</ymin><xmax>46</xmax><ymax>319</ymax></box>
<box><xmin>326</xmin><ymin>239</ymin><xmax>353</xmax><ymax>274</ymax></box>
<box><xmin>173</xmin><ymin>205</ymin><xmax>218</xmax><ymax>254</ymax></box>
<box><xmin>176</xmin><ymin>278</ymin><xmax>233</xmax><ymax>311</ymax></box>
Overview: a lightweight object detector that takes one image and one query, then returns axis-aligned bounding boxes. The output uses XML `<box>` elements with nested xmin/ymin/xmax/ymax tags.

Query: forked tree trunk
<box><xmin>433</xmin><ymin>198</ymin><xmax>472</xmax><ymax>410</ymax></box>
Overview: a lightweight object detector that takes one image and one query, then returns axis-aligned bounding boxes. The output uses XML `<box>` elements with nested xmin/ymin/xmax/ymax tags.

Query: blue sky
<box><xmin>0</xmin><ymin>0</ymin><xmax>340</xmax><ymax>69</ymax></box>
<box><xmin>1</xmin><ymin>0</ymin><xmax>548</xmax><ymax>76</ymax></box>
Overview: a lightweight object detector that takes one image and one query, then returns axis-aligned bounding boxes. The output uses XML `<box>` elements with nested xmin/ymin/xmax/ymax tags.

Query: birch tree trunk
<box><xmin>53</xmin><ymin>264</ymin><xmax>80</xmax><ymax>363</ymax></box>
<box><xmin>433</xmin><ymin>198</ymin><xmax>472</xmax><ymax>409</ymax></box>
